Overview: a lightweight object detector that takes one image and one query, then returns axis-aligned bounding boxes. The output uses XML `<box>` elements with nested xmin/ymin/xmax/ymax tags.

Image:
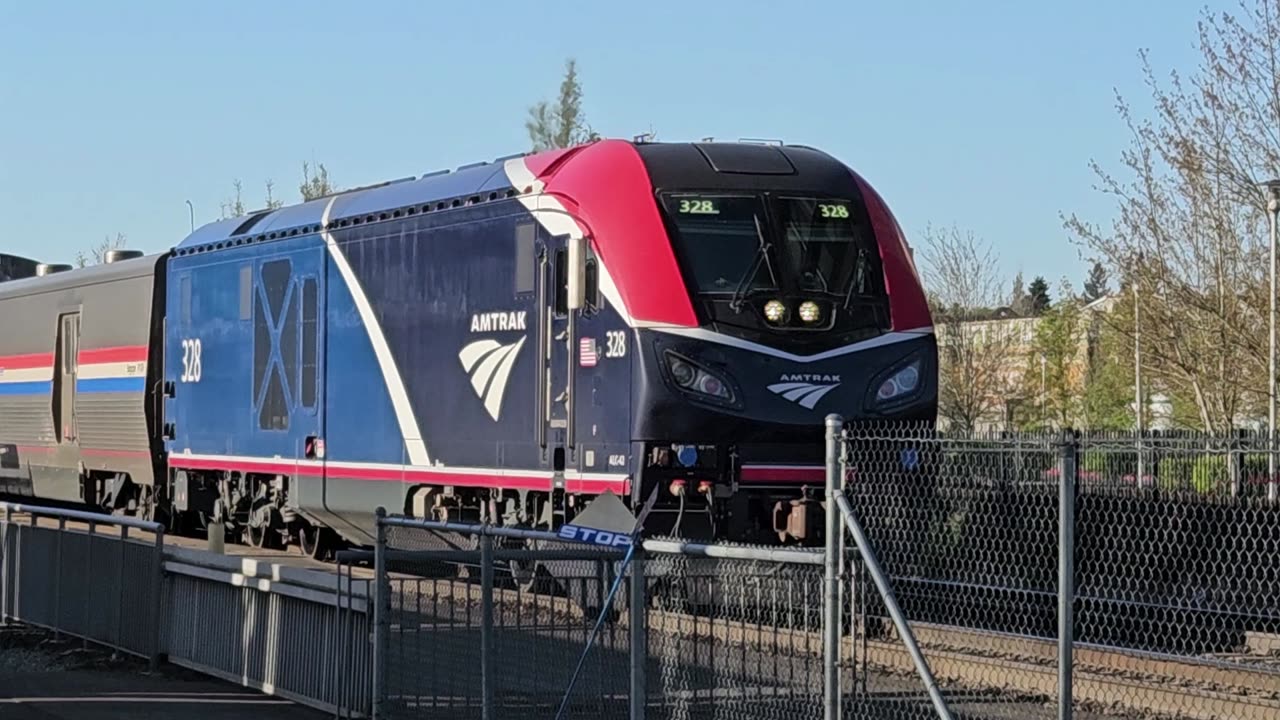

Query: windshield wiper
<box><xmin>843</xmin><ymin>246</ymin><xmax>870</xmax><ymax>309</ymax></box>
<box><xmin>729</xmin><ymin>214</ymin><xmax>775</xmax><ymax>312</ymax></box>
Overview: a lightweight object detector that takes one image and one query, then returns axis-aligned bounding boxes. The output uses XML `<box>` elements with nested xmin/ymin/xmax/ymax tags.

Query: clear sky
<box><xmin>0</xmin><ymin>1</ymin><xmax>1222</xmax><ymax>291</ymax></box>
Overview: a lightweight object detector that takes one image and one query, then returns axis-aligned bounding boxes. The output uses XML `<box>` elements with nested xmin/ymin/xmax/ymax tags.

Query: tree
<box><xmin>220</xmin><ymin>179</ymin><xmax>284</xmax><ymax>219</ymax></box>
<box><xmin>1017</xmin><ymin>280</ymin><xmax>1082</xmax><ymax>429</ymax></box>
<box><xmin>526</xmin><ymin>58</ymin><xmax>599</xmax><ymax>151</ymax></box>
<box><xmin>75</xmin><ymin>233</ymin><xmax>127</xmax><ymax>268</ymax></box>
<box><xmin>919</xmin><ymin>224</ymin><xmax>1021</xmax><ymax>432</ymax></box>
<box><xmin>264</xmin><ymin>179</ymin><xmax>284</xmax><ymax>210</ymax></box>
<box><xmin>299</xmin><ymin>162</ymin><xmax>335</xmax><ymax>202</ymax></box>
<box><xmin>1027</xmin><ymin>276</ymin><xmax>1051</xmax><ymax>315</ymax></box>
<box><xmin>220</xmin><ymin>179</ymin><xmax>246</xmax><ymax>219</ymax></box>
<box><xmin>1009</xmin><ymin>272</ymin><xmax>1030</xmax><ymax>315</ymax></box>
<box><xmin>1082</xmin><ymin>261</ymin><xmax>1110</xmax><ymax>302</ymax></box>
<box><xmin>1063</xmin><ymin>0</ymin><xmax>1279</xmax><ymax>431</ymax></box>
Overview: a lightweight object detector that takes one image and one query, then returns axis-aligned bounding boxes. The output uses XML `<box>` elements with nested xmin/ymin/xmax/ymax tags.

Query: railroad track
<box><xmin>8</xmin><ymin>511</ymin><xmax>1278</xmax><ymax>720</ymax></box>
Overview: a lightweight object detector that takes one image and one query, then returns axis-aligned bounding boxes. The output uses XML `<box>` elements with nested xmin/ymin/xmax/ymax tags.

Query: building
<box><xmin>935</xmin><ymin>295</ymin><xmax>1164</xmax><ymax>432</ymax></box>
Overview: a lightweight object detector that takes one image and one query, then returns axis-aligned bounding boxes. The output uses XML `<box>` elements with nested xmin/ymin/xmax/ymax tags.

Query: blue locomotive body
<box><xmin>2</xmin><ymin>140</ymin><xmax>937</xmax><ymax>552</ymax></box>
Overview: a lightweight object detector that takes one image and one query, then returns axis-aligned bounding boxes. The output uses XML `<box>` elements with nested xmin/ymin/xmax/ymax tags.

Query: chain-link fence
<box><xmin>360</xmin><ymin>423</ymin><xmax>1280</xmax><ymax>720</ymax></box>
<box><xmin>378</xmin><ymin>518</ymin><xmax>630</xmax><ymax>720</ymax></box>
<box><xmin>841</xmin><ymin>422</ymin><xmax>1280</xmax><ymax>720</ymax></box>
<box><xmin>373</xmin><ymin>514</ymin><xmax>860</xmax><ymax>720</ymax></box>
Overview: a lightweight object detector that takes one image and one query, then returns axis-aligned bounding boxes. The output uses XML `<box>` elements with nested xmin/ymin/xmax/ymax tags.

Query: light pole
<box><xmin>1134</xmin><ymin>251</ymin><xmax>1144</xmax><ymax>482</ymax></box>
<box><xmin>1040</xmin><ymin>352</ymin><xmax>1047</xmax><ymax>429</ymax></box>
<box><xmin>185</xmin><ymin>200</ymin><xmax>195</xmax><ymax>234</ymax></box>
<box><xmin>1265</xmin><ymin>180</ymin><xmax>1280</xmax><ymax>502</ymax></box>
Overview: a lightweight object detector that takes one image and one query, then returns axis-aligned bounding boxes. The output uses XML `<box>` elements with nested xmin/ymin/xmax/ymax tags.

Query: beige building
<box><xmin>936</xmin><ymin>296</ymin><xmax>1117</xmax><ymax>432</ymax></box>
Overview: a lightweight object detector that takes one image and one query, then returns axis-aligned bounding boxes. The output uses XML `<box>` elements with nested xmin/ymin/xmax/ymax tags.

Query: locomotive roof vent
<box><xmin>104</xmin><ymin>249</ymin><xmax>144</xmax><ymax>264</ymax></box>
<box><xmin>694</xmin><ymin>142</ymin><xmax>796</xmax><ymax>175</ymax></box>
<box><xmin>35</xmin><ymin>263</ymin><xmax>73</xmax><ymax>276</ymax></box>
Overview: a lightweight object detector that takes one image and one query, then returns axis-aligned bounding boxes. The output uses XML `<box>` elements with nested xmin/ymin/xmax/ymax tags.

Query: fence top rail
<box><xmin>381</xmin><ymin>514</ymin><xmax>825</xmax><ymax>563</ymax></box>
<box><xmin>0</xmin><ymin>501</ymin><xmax>163</xmax><ymax>533</ymax></box>
<box><xmin>380</xmin><ymin>515</ymin><xmax>562</xmax><ymax>542</ymax></box>
<box><xmin>641</xmin><ymin>538</ymin><xmax>825</xmax><ymax>565</ymax></box>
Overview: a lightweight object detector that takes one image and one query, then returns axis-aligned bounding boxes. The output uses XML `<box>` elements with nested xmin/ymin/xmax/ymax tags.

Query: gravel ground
<box><xmin>0</xmin><ymin>624</ymin><xmax>140</xmax><ymax>673</ymax></box>
<box><xmin>0</xmin><ymin>623</ymin><xmax>327</xmax><ymax>720</ymax></box>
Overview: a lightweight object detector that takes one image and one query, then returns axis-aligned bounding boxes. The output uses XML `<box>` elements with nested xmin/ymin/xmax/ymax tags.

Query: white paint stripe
<box><xmin>169</xmin><ymin>451</ymin><xmax>628</xmax><ymax>482</ymax></box>
<box><xmin>320</xmin><ymin>198</ymin><xmax>430</xmax><ymax>466</ymax></box>
<box><xmin>503</xmin><ymin>158</ymin><xmax>662</xmax><ymax>330</ymax></box>
<box><xmin>77</xmin><ymin>361</ymin><xmax>147</xmax><ymax>380</ymax></box>
<box><xmin>653</xmin><ymin>326</ymin><xmax>934</xmax><ymax>363</ymax></box>
<box><xmin>0</xmin><ymin>367</ymin><xmax>52</xmax><ymax>383</ymax></box>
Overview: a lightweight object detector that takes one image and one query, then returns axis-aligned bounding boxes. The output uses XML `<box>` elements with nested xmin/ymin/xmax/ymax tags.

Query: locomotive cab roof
<box><xmin>175</xmin><ymin>139</ymin><xmax>847</xmax><ymax>258</ymax></box>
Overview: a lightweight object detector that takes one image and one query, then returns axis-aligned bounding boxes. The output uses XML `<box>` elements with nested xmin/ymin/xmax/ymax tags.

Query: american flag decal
<box><xmin>579</xmin><ymin>337</ymin><xmax>599</xmax><ymax>367</ymax></box>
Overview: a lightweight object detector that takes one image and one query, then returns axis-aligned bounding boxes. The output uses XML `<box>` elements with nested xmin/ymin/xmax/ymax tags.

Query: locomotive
<box><xmin>0</xmin><ymin>139</ymin><xmax>936</xmax><ymax>556</ymax></box>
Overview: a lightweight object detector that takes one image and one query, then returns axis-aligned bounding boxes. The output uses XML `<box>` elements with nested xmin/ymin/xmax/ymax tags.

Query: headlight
<box><xmin>875</xmin><ymin>362</ymin><xmax>921</xmax><ymax>403</ymax></box>
<box><xmin>763</xmin><ymin>299</ymin><xmax>787</xmax><ymax>323</ymax></box>
<box><xmin>798</xmin><ymin>301</ymin><xmax>821</xmax><ymax>324</ymax></box>
<box><xmin>664</xmin><ymin>351</ymin><xmax>735</xmax><ymax>403</ymax></box>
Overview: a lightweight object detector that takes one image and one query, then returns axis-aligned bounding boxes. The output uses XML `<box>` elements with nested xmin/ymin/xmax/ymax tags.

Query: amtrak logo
<box><xmin>459</xmin><ymin>337</ymin><xmax>527</xmax><ymax>421</ymax></box>
<box><xmin>767</xmin><ymin>374</ymin><xmax>841</xmax><ymax>410</ymax></box>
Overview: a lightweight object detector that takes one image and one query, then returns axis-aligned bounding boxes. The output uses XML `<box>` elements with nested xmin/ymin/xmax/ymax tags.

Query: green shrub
<box><xmin>1080</xmin><ymin>450</ymin><xmax>1137</xmax><ymax>477</ymax></box>
<box><xmin>1158</xmin><ymin>455</ymin><xmax>1226</xmax><ymax>493</ymax></box>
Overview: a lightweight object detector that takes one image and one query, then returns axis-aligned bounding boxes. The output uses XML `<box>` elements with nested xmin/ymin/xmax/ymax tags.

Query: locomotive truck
<box><xmin>0</xmin><ymin>139</ymin><xmax>936</xmax><ymax>558</ymax></box>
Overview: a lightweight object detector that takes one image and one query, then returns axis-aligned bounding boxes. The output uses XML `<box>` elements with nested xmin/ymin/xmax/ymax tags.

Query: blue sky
<box><xmin>0</xmin><ymin>1</ymin><xmax>1222</xmax><ymax>291</ymax></box>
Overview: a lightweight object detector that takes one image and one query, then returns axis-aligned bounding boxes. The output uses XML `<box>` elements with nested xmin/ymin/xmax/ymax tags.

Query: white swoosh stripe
<box><xmin>796</xmin><ymin>385</ymin><xmax>837</xmax><ymax>409</ymax></box>
<box><xmin>321</xmin><ymin>198</ymin><xmax>430</xmax><ymax>466</ymax></box>
<box><xmin>472</xmin><ymin>343</ymin><xmax>514</xmax><ymax>400</ymax></box>
<box><xmin>656</xmin><ymin>327</ymin><xmax>933</xmax><ymax>363</ymax></box>
<box><xmin>482</xmin><ymin>337</ymin><xmax>526</xmax><ymax>421</ymax></box>
<box><xmin>504</xmin><ymin>158</ymin><xmax>667</xmax><ymax>330</ymax></box>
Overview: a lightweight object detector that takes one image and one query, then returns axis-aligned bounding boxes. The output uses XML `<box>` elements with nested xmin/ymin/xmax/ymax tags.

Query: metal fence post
<box><xmin>150</xmin><ymin>524</ymin><xmax>164</xmax><ymax>673</ymax></box>
<box><xmin>480</xmin><ymin>532</ymin><xmax>495</xmax><ymax>720</ymax></box>
<box><xmin>836</xmin><ymin>436</ymin><xmax>849</xmax><ymax>720</ymax></box>
<box><xmin>823</xmin><ymin>413</ymin><xmax>844</xmax><ymax>720</ymax></box>
<box><xmin>1</xmin><ymin>505</ymin><xmax>9</xmax><ymax>623</ymax></box>
<box><xmin>372</xmin><ymin>507</ymin><xmax>388</xmax><ymax>720</ymax></box>
<box><xmin>84</xmin><ymin>520</ymin><xmax>94</xmax><ymax>649</ymax></box>
<box><xmin>1058</xmin><ymin>431</ymin><xmax>1078</xmax><ymax>720</ymax></box>
<box><xmin>115</xmin><ymin>525</ymin><xmax>127</xmax><ymax>654</ymax></box>
<box><xmin>54</xmin><ymin>516</ymin><xmax>64</xmax><ymax>640</ymax></box>
<box><xmin>629</xmin><ymin>546</ymin><xmax>647</xmax><ymax>720</ymax></box>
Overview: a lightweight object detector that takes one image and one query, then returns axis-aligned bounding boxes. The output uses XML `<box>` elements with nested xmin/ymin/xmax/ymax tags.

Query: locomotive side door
<box><xmin>55</xmin><ymin>311</ymin><xmax>80</xmax><ymax>444</ymax></box>
<box><xmin>539</xmin><ymin>234</ymin><xmax>570</xmax><ymax>471</ymax></box>
<box><xmin>539</xmin><ymin>228</ymin><xmax>594</xmax><ymax>474</ymax></box>
<box><xmin>275</xmin><ymin>250</ymin><xmax>326</xmax><ymax>524</ymax></box>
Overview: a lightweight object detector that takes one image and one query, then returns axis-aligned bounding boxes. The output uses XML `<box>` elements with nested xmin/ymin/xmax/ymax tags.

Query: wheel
<box><xmin>510</xmin><ymin>558</ymin><xmax>539</xmax><ymax>591</ymax></box>
<box><xmin>247</xmin><ymin>523</ymin><xmax>268</xmax><ymax>549</ymax></box>
<box><xmin>298</xmin><ymin>525</ymin><xmax>332</xmax><ymax>561</ymax></box>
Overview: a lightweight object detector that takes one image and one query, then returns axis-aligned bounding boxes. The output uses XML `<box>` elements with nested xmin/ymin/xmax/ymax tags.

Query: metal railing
<box><xmin>0</xmin><ymin>501</ymin><xmax>164</xmax><ymax>668</ymax></box>
<box><xmin>162</xmin><ymin>546</ymin><xmax>373</xmax><ymax>717</ymax></box>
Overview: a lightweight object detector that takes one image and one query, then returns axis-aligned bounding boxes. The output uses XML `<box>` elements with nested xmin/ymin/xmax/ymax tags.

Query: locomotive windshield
<box><xmin>658</xmin><ymin>194</ymin><xmax>778</xmax><ymax>293</ymax></box>
<box><xmin>661</xmin><ymin>192</ymin><xmax>882</xmax><ymax>303</ymax></box>
<box><xmin>774</xmin><ymin>197</ymin><xmax>878</xmax><ymax>301</ymax></box>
